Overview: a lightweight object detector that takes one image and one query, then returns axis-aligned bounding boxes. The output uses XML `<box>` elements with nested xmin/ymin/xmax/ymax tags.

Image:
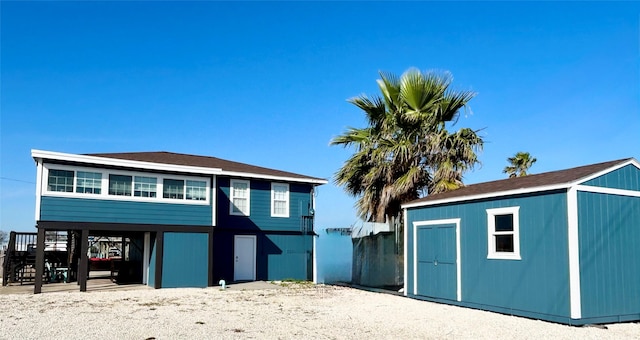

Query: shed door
<box><xmin>234</xmin><ymin>235</ymin><xmax>256</xmax><ymax>281</ymax></box>
<box><xmin>416</xmin><ymin>224</ymin><xmax>457</xmax><ymax>300</ymax></box>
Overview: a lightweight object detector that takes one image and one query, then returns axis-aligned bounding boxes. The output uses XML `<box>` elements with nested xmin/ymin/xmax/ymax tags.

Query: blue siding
<box><xmin>162</xmin><ymin>232</ymin><xmax>209</xmax><ymax>288</ymax></box>
<box><xmin>216</xmin><ymin>177</ymin><xmax>312</xmax><ymax>232</ymax></box>
<box><xmin>407</xmin><ymin>191</ymin><xmax>570</xmax><ymax>319</ymax></box>
<box><xmin>578</xmin><ymin>192</ymin><xmax>640</xmax><ymax>319</ymax></box>
<box><xmin>212</xmin><ymin>231</ymin><xmax>312</xmax><ymax>282</ymax></box>
<box><xmin>581</xmin><ymin>164</ymin><xmax>640</xmax><ymax>191</ymax></box>
<box><xmin>265</xmin><ymin>234</ymin><xmax>312</xmax><ymax>280</ymax></box>
<box><xmin>40</xmin><ymin>196</ymin><xmax>212</xmax><ymax>226</ymax></box>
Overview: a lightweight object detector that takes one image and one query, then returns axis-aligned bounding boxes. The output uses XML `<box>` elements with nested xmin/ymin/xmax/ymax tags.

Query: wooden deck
<box><xmin>0</xmin><ymin>271</ymin><xmax>150</xmax><ymax>295</ymax></box>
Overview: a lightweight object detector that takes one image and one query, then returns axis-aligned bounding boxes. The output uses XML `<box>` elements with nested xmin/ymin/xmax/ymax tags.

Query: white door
<box><xmin>234</xmin><ymin>235</ymin><xmax>256</xmax><ymax>281</ymax></box>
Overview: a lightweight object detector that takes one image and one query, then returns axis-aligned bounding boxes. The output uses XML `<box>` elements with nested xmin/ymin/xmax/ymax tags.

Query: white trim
<box><xmin>35</xmin><ymin>160</ymin><xmax>43</xmax><ymax>221</ymax></box>
<box><xmin>32</xmin><ymin>149</ymin><xmax>223</xmax><ymax>175</ymax></box>
<box><xmin>402</xmin><ymin>183</ymin><xmax>570</xmax><ymax>209</ymax></box>
<box><xmin>41</xmin><ymin>163</ymin><xmax>211</xmax><ymax>205</ymax></box>
<box><xmin>143</xmin><ymin>232</ymin><xmax>150</xmax><ymax>285</ymax></box>
<box><xmin>412</xmin><ymin>218</ymin><xmax>461</xmax><ymax>301</ymax></box>
<box><xmin>575</xmin><ymin>184</ymin><xmax>640</xmax><ymax>197</ymax></box>
<box><xmin>456</xmin><ymin>219</ymin><xmax>461</xmax><ymax>302</ymax></box>
<box><xmin>220</xmin><ymin>170</ymin><xmax>327</xmax><ymax>185</ymax></box>
<box><xmin>211</xmin><ymin>175</ymin><xmax>217</xmax><ymax>226</ymax></box>
<box><xmin>403</xmin><ymin>209</ymin><xmax>408</xmax><ymax>297</ymax></box>
<box><xmin>573</xmin><ymin>158</ymin><xmax>640</xmax><ymax>185</ymax></box>
<box><xmin>313</xmin><ymin>234</ymin><xmax>317</xmax><ymax>284</ymax></box>
<box><xmin>567</xmin><ymin>186</ymin><xmax>582</xmax><ymax>319</ymax></box>
<box><xmin>486</xmin><ymin>207</ymin><xmax>521</xmax><ymax>260</ymax></box>
<box><xmin>270</xmin><ymin>183</ymin><xmax>290</xmax><ymax>218</ymax></box>
<box><xmin>229</xmin><ymin>179</ymin><xmax>250</xmax><ymax>216</ymax></box>
<box><xmin>32</xmin><ymin>149</ymin><xmax>327</xmax><ymax>185</ymax></box>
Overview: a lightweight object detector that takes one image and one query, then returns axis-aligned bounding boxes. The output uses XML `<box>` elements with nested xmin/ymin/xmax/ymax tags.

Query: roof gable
<box><xmin>403</xmin><ymin>158</ymin><xmax>636</xmax><ymax>208</ymax></box>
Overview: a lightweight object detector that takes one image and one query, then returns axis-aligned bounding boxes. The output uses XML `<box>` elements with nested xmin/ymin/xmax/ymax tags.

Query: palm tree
<box><xmin>331</xmin><ymin>68</ymin><xmax>483</xmax><ymax>223</ymax></box>
<box><xmin>503</xmin><ymin>152</ymin><xmax>537</xmax><ymax>178</ymax></box>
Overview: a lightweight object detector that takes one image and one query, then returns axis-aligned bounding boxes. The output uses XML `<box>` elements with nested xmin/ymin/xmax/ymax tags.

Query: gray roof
<box><xmin>405</xmin><ymin>158</ymin><xmax>633</xmax><ymax>206</ymax></box>
<box><xmin>87</xmin><ymin>151</ymin><xmax>327</xmax><ymax>183</ymax></box>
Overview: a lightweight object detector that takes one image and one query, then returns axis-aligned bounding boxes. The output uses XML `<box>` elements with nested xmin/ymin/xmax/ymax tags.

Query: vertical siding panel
<box><xmin>162</xmin><ymin>232</ymin><xmax>209</xmax><ymax>288</ymax></box>
<box><xmin>579</xmin><ymin>192</ymin><xmax>640</xmax><ymax>319</ymax></box>
<box><xmin>582</xmin><ymin>165</ymin><xmax>640</xmax><ymax>191</ymax></box>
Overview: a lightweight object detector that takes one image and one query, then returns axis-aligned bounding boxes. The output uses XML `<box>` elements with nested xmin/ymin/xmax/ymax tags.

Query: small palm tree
<box><xmin>503</xmin><ymin>152</ymin><xmax>537</xmax><ymax>178</ymax></box>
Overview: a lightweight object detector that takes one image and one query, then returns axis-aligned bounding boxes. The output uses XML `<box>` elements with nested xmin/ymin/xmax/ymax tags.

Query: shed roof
<box><xmin>403</xmin><ymin>158</ymin><xmax>635</xmax><ymax>208</ymax></box>
<box><xmin>86</xmin><ymin>151</ymin><xmax>327</xmax><ymax>183</ymax></box>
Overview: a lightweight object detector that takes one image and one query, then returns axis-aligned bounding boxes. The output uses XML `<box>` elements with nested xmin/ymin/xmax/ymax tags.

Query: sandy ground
<box><xmin>0</xmin><ymin>282</ymin><xmax>638</xmax><ymax>340</ymax></box>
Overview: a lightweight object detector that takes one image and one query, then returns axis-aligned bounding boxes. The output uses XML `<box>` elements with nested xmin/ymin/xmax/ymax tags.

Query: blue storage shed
<box><xmin>402</xmin><ymin>158</ymin><xmax>640</xmax><ymax>325</ymax></box>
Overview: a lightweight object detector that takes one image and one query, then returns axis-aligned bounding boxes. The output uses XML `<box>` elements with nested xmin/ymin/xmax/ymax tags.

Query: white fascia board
<box><xmin>32</xmin><ymin>149</ymin><xmax>223</xmax><ymax>175</ymax></box>
<box><xmin>575</xmin><ymin>185</ymin><xmax>640</xmax><ymax>197</ymax></box>
<box><xmin>572</xmin><ymin>158</ymin><xmax>640</xmax><ymax>186</ymax></box>
<box><xmin>219</xmin><ymin>170</ymin><xmax>328</xmax><ymax>185</ymax></box>
<box><xmin>34</xmin><ymin>160</ymin><xmax>43</xmax><ymax>221</ymax></box>
<box><xmin>403</xmin><ymin>208</ymin><xmax>408</xmax><ymax>297</ymax></box>
<box><xmin>401</xmin><ymin>183</ymin><xmax>570</xmax><ymax>209</ymax></box>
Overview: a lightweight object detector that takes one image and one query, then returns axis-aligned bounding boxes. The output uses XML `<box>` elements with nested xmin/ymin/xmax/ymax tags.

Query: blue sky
<box><xmin>1</xmin><ymin>2</ymin><xmax>639</xmax><ymax>233</ymax></box>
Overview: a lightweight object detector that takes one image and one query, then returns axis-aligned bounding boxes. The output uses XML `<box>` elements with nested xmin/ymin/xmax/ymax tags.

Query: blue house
<box><xmin>31</xmin><ymin>149</ymin><xmax>326</xmax><ymax>293</ymax></box>
<box><xmin>402</xmin><ymin>158</ymin><xmax>640</xmax><ymax>325</ymax></box>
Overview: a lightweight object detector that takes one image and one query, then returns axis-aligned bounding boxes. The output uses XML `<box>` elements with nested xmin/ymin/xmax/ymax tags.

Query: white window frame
<box><xmin>41</xmin><ymin>163</ymin><xmax>210</xmax><ymax>205</ymax></box>
<box><xmin>271</xmin><ymin>183</ymin><xmax>290</xmax><ymax>218</ymax></box>
<box><xmin>486</xmin><ymin>206</ymin><xmax>521</xmax><ymax>260</ymax></box>
<box><xmin>230</xmin><ymin>179</ymin><xmax>250</xmax><ymax>216</ymax></box>
<box><xmin>76</xmin><ymin>170</ymin><xmax>103</xmax><ymax>195</ymax></box>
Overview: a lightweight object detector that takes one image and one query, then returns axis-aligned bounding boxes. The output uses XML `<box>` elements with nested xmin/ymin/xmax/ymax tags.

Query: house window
<box><xmin>163</xmin><ymin>179</ymin><xmax>184</xmax><ymax>199</ymax></box>
<box><xmin>186</xmin><ymin>180</ymin><xmax>207</xmax><ymax>200</ymax></box>
<box><xmin>134</xmin><ymin>176</ymin><xmax>157</xmax><ymax>198</ymax></box>
<box><xmin>109</xmin><ymin>175</ymin><xmax>132</xmax><ymax>196</ymax></box>
<box><xmin>486</xmin><ymin>206</ymin><xmax>521</xmax><ymax>260</ymax></box>
<box><xmin>76</xmin><ymin>171</ymin><xmax>102</xmax><ymax>194</ymax></box>
<box><xmin>271</xmin><ymin>183</ymin><xmax>289</xmax><ymax>217</ymax></box>
<box><xmin>230</xmin><ymin>179</ymin><xmax>250</xmax><ymax>216</ymax></box>
<box><xmin>48</xmin><ymin>169</ymin><xmax>74</xmax><ymax>192</ymax></box>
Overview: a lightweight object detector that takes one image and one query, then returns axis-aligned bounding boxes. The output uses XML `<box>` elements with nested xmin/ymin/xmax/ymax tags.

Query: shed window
<box><xmin>230</xmin><ymin>179</ymin><xmax>250</xmax><ymax>216</ymax></box>
<box><xmin>486</xmin><ymin>206</ymin><xmax>521</xmax><ymax>260</ymax></box>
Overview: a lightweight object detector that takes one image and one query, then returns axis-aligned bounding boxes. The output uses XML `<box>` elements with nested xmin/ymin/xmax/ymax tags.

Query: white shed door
<box><xmin>234</xmin><ymin>235</ymin><xmax>256</xmax><ymax>281</ymax></box>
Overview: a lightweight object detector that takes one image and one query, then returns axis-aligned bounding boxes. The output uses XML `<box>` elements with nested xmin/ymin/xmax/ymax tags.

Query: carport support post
<box><xmin>34</xmin><ymin>227</ymin><xmax>46</xmax><ymax>294</ymax></box>
<box><xmin>154</xmin><ymin>231</ymin><xmax>164</xmax><ymax>289</ymax></box>
<box><xmin>79</xmin><ymin>229</ymin><xmax>89</xmax><ymax>292</ymax></box>
<box><xmin>121</xmin><ymin>236</ymin><xmax>126</xmax><ymax>259</ymax></box>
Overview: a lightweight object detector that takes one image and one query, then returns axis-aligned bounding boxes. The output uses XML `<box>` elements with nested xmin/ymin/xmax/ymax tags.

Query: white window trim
<box><xmin>486</xmin><ymin>206</ymin><xmax>521</xmax><ymax>260</ymax></box>
<box><xmin>41</xmin><ymin>163</ymin><xmax>210</xmax><ymax>205</ymax></box>
<box><xmin>230</xmin><ymin>179</ymin><xmax>250</xmax><ymax>216</ymax></box>
<box><xmin>271</xmin><ymin>183</ymin><xmax>290</xmax><ymax>218</ymax></box>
